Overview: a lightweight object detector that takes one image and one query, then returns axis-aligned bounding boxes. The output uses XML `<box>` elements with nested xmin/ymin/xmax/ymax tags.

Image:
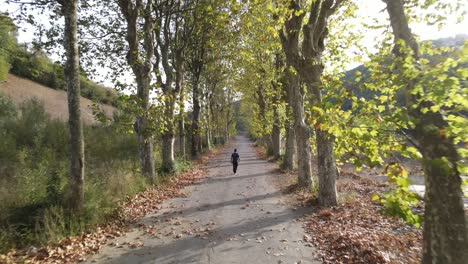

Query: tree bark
<box><xmin>178</xmin><ymin>82</ymin><xmax>186</xmax><ymax>159</ymax></box>
<box><xmin>135</xmin><ymin>77</ymin><xmax>155</xmax><ymax>180</ymax></box>
<box><xmin>118</xmin><ymin>0</ymin><xmax>156</xmax><ymax>182</ymax></box>
<box><xmin>305</xmin><ymin>73</ymin><xmax>339</xmax><ymax>206</ymax></box>
<box><xmin>282</xmin><ymin>0</ymin><xmax>342</xmax><ymax>205</ymax></box>
<box><xmin>161</xmin><ymin>98</ymin><xmax>176</xmax><ymax>173</ymax></box>
<box><xmin>204</xmin><ymin>92</ymin><xmax>212</xmax><ymax>150</ymax></box>
<box><xmin>272</xmin><ymin>115</ymin><xmax>281</xmax><ymax>160</ymax></box>
<box><xmin>176</xmin><ymin>51</ymin><xmax>186</xmax><ymax>158</ymax></box>
<box><xmin>287</xmin><ymin>68</ymin><xmax>313</xmax><ymax>187</ymax></box>
<box><xmin>62</xmin><ymin>0</ymin><xmax>84</xmax><ymax>214</ymax></box>
<box><xmin>384</xmin><ymin>1</ymin><xmax>468</xmax><ymax>263</ymax></box>
<box><xmin>255</xmin><ymin>83</ymin><xmax>268</xmax><ymax>147</ymax></box>
<box><xmin>161</xmin><ymin>131</ymin><xmax>175</xmax><ymax>173</ymax></box>
<box><xmin>279</xmin><ymin>0</ymin><xmax>314</xmax><ymax>188</ymax></box>
<box><xmin>283</xmin><ymin>123</ymin><xmax>296</xmax><ymax>170</ymax></box>
<box><xmin>271</xmin><ymin>56</ymin><xmax>282</xmax><ymax>160</ymax></box>
<box><xmin>205</xmin><ymin>126</ymin><xmax>211</xmax><ymax>150</ymax></box>
<box><xmin>315</xmin><ymin>129</ymin><xmax>338</xmax><ymax>206</ymax></box>
<box><xmin>281</xmin><ymin>70</ymin><xmax>295</xmax><ymax>170</ymax></box>
<box><xmin>191</xmin><ymin>76</ymin><xmax>201</xmax><ymax>158</ymax></box>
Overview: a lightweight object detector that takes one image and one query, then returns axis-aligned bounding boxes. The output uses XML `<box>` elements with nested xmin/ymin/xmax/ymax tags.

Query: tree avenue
<box><xmin>0</xmin><ymin>0</ymin><xmax>466</xmax><ymax>262</ymax></box>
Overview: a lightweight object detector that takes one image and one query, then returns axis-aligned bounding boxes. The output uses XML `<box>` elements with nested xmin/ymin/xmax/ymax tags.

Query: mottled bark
<box><xmin>62</xmin><ymin>0</ymin><xmax>84</xmax><ymax>214</ymax></box>
<box><xmin>204</xmin><ymin>92</ymin><xmax>212</xmax><ymax>150</ymax></box>
<box><xmin>281</xmin><ymin>70</ymin><xmax>295</xmax><ymax>170</ymax></box>
<box><xmin>272</xmin><ymin>116</ymin><xmax>281</xmax><ymax>160</ymax></box>
<box><xmin>315</xmin><ymin>129</ymin><xmax>338</xmax><ymax>206</ymax></box>
<box><xmin>118</xmin><ymin>0</ymin><xmax>156</xmax><ymax>181</ymax></box>
<box><xmin>191</xmin><ymin>76</ymin><xmax>201</xmax><ymax>158</ymax></box>
<box><xmin>287</xmin><ymin>68</ymin><xmax>313</xmax><ymax>187</ymax></box>
<box><xmin>283</xmin><ymin>124</ymin><xmax>296</xmax><ymax>170</ymax></box>
<box><xmin>153</xmin><ymin>4</ymin><xmax>179</xmax><ymax>173</ymax></box>
<box><xmin>178</xmin><ymin>80</ymin><xmax>186</xmax><ymax>159</ymax></box>
<box><xmin>187</xmin><ymin>5</ymin><xmax>207</xmax><ymax>159</ymax></box>
<box><xmin>305</xmin><ymin>73</ymin><xmax>339</xmax><ymax>206</ymax></box>
<box><xmin>225</xmin><ymin>94</ymin><xmax>233</xmax><ymax>142</ymax></box>
<box><xmin>272</xmin><ymin>55</ymin><xmax>283</xmax><ymax>160</ymax></box>
<box><xmin>176</xmin><ymin>52</ymin><xmax>186</xmax><ymax>158</ymax></box>
<box><xmin>134</xmin><ymin>77</ymin><xmax>155</xmax><ymax>180</ymax></box>
<box><xmin>384</xmin><ymin>1</ymin><xmax>468</xmax><ymax>262</ymax></box>
<box><xmin>303</xmin><ymin>0</ymin><xmax>342</xmax><ymax>206</ymax></box>
<box><xmin>161</xmin><ymin>131</ymin><xmax>175</xmax><ymax>173</ymax></box>
<box><xmin>205</xmin><ymin>126</ymin><xmax>211</xmax><ymax>150</ymax></box>
<box><xmin>279</xmin><ymin>4</ymin><xmax>313</xmax><ymax>188</ymax></box>
<box><xmin>161</xmin><ymin>97</ymin><xmax>176</xmax><ymax>173</ymax></box>
<box><xmin>255</xmin><ymin>84</ymin><xmax>268</xmax><ymax>147</ymax></box>
<box><xmin>281</xmin><ymin>0</ymin><xmax>342</xmax><ymax>204</ymax></box>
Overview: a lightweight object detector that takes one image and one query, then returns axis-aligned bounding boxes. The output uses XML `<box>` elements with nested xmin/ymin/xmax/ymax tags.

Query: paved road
<box><xmin>86</xmin><ymin>135</ymin><xmax>319</xmax><ymax>264</ymax></box>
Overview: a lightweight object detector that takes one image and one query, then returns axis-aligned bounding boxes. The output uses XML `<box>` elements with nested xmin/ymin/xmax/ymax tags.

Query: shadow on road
<box><xmin>107</xmin><ymin>205</ymin><xmax>315</xmax><ymax>264</ymax></box>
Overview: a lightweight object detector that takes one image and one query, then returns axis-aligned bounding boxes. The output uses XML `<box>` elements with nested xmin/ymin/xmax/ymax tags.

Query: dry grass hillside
<box><xmin>0</xmin><ymin>74</ymin><xmax>116</xmax><ymax>125</ymax></box>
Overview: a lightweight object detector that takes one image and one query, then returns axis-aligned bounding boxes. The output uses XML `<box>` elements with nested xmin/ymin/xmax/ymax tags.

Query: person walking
<box><xmin>231</xmin><ymin>149</ymin><xmax>240</xmax><ymax>174</ymax></box>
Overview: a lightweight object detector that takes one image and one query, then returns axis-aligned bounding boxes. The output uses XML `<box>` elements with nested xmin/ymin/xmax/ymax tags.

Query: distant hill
<box><xmin>432</xmin><ymin>34</ymin><xmax>468</xmax><ymax>47</ymax></box>
<box><xmin>0</xmin><ymin>74</ymin><xmax>115</xmax><ymax>125</ymax></box>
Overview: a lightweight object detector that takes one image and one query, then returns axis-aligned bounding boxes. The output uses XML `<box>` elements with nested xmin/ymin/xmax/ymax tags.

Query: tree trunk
<box><xmin>177</xmin><ymin>74</ymin><xmax>186</xmax><ymax>158</ymax></box>
<box><xmin>161</xmin><ymin>131</ymin><xmax>175</xmax><ymax>173</ymax></box>
<box><xmin>161</xmin><ymin>95</ymin><xmax>176</xmax><ymax>173</ymax></box>
<box><xmin>118</xmin><ymin>0</ymin><xmax>156</xmax><ymax>182</ymax></box>
<box><xmin>288</xmin><ymin>70</ymin><xmax>313</xmax><ymax>188</ymax></box>
<box><xmin>205</xmin><ymin>127</ymin><xmax>211</xmax><ymax>150</ymax></box>
<box><xmin>272</xmin><ymin>120</ymin><xmax>281</xmax><ymax>160</ymax></box>
<box><xmin>283</xmin><ymin>124</ymin><xmax>296</xmax><ymax>170</ymax></box>
<box><xmin>316</xmin><ymin>129</ymin><xmax>338</xmax><ymax>206</ymax></box>
<box><xmin>271</xmin><ymin>82</ymin><xmax>282</xmax><ymax>160</ymax></box>
<box><xmin>132</xmin><ymin>61</ymin><xmax>155</xmax><ymax>180</ymax></box>
<box><xmin>178</xmin><ymin>107</ymin><xmax>186</xmax><ymax>159</ymax></box>
<box><xmin>191</xmin><ymin>77</ymin><xmax>201</xmax><ymax>158</ymax></box>
<box><xmin>279</xmin><ymin>0</ymin><xmax>313</xmax><ymax>188</ymax></box>
<box><xmin>306</xmin><ymin>74</ymin><xmax>339</xmax><ymax>206</ymax></box>
<box><xmin>384</xmin><ymin>1</ymin><xmax>468</xmax><ymax>262</ymax></box>
<box><xmin>281</xmin><ymin>71</ymin><xmax>295</xmax><ymax>170</ymax></box>
<box><xmin>256</xmin><ymin>84</ymin><xmax>268</xmax><ymax>147</ymax></box>
<box><xmin>62</xmin><ymin>0</ymin><xmax>84</xmax><ymax>214</ymax></box>
<box><xmin>135</xmin><ymin>77</ymin><xmax>155</xmax><ymax>180</ymax></box>
<box><xmin>272</xmin><ymin>54</ymin><xmax>283</xmax><ymax>160</ymax></box>
<box><xmin>136</xmin><ymin>114</ymin><xmax>155</xmax><ymax>180</ymax></box>
<box><xmin>205</xmin><ymin>97</ymin><xmax>212</xmax><ymax>150</ymax></box>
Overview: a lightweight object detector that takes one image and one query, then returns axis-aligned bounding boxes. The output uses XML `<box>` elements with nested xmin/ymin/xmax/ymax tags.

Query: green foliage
<box><xmin>174</xmin><ymin>158</ymin><xmax>193</xmax><ymax>174</ymax></box>
<box><xmin>0</xmin><ymin>13</ymin><xmax>17</xmax><ymax>81</ymax></box>
<box><xmin>371</xmin><ymin>163</ymin><xmax>422</xmax><ymax>227</ymax></box>
<box><xmin>234</xmin><ymin>1</ymin><xmax>287</xmax><ymax>143</ymax></box>
<box><xmin>331</xmin><ymin>9</ymin><xmax>468</xmax><ymax>223</ymax></box>
<box><xmin>0</xmin><ymin>94</ymin><xmax>146</xmax><ymax>253</ymax></box>
<box><xmin>0</xmin><ymin>54</ymin><xmax>10</xmax><ymax>81</ymax></box>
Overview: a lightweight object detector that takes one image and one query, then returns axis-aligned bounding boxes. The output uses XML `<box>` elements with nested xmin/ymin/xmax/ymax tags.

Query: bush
<box><xmin>0</xmin><ymin>13</ymin><xmax>15</xmax><ymax>81</ymax></box>
<box><xmin>8</xmin><ymin>46</ymin><xmax>117</xmax><ymax>105</ymax></box>
<box><xmin>0</xmin><ymin>95</ymin><xmax>146</xmax><ymax>253</ymax></box>
<box><xmin>0</xmin><ymin>53</ymin><xmax>9</xmax><ymax>81</ymax></box>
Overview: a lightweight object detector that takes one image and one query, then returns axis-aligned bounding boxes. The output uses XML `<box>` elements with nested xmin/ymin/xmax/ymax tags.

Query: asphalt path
<box><xmin>86</xmin><ymin>135</ymin><xmax>320</xmax><ymax>264</ymax></box>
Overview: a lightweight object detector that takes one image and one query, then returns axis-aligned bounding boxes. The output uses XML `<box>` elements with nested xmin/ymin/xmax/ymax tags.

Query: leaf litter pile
<box><xmin>0</xmin><ymin>149</ymin><xmax>225</xmax><ymax>264</ymax></box>
<box><xmin>303</xmin><ymin>173</ymin><xmax>422</xmax><ymax>264</ymax></box>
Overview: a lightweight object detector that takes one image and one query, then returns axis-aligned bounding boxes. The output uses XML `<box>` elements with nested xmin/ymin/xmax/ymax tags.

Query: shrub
<box><xmin>0</xmin><ymin>53</ymin><xmax>9</xmax><ymax>81</ymax></box>
<box><xmin>8</xmin><ymin>46</ymin><xmax>117</xmax><ymax>105</ymax></box>
<box><xmin>0</xmin><ymin>96</ymin><xmax>146</xmax><ymax>253</ymax></box>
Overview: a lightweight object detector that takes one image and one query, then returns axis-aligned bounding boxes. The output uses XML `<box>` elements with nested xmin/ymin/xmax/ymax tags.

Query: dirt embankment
<box><xmin>0</xmin><ymin>74</ymin><xmax>116</xmax><ymax>125</ymax></box>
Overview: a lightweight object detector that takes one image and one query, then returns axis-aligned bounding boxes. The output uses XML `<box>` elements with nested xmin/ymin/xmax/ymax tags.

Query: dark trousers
<box><xmin>233</xmin><ymin>162</ymin><xmax>238</xmax><ymax>173</ymax></box>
